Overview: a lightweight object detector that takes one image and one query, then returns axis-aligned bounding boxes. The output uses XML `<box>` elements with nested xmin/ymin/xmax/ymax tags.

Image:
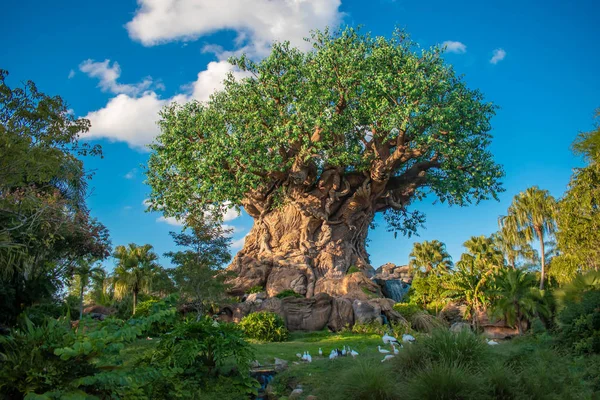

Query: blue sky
<box><xmin>2</xmin><ymin>0</ymin><xmax>599</xmax><ymax>270</ymax></box>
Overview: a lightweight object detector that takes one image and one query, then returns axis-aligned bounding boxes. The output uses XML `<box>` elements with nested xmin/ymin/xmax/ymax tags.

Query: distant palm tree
<box><xmin>554</xmin><ymin>270</ymin><xmax>600</xmax><ymax>310</ymax></box>
<box><xmin>72</xmin><ymin>259</ymin><xmax>103</xmax><ymax>320</ymax></box>
<box><xmin>457</xmin><ymin>235</ymin><xmax>505</xmax><ymax>274</ymax></box>
<box><xmin>409</xmin><ymin>240</ymin><xmax>453</xmax><ymax>277</ymax></box>
<box><xmin>113</xmin><ymin>243</ymin><xmax>159</xmax><ymax>315</ymax></box>
<box><xmin>490</xmin><ymin>268</ymin><xmax>549</xmax><ymax>335</ymax></box>
<box><xmin>491</xmin><ymin>230</ymin><xmax>538</xmax><ymax>269</ymax></box>
<box><xmin>500</xmin><ymin>187</ymin><xmax>557</xmax><ymax>289</ymax></box>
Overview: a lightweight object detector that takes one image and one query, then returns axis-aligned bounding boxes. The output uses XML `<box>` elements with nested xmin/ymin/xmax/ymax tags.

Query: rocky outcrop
<box><xmin>281</xmin><ymin>293</ymin><xmax>333</xmax><ymax>331</ymax></box>
<box><xmin>367</xmin><ymin>298</ymin><xmax>406</xmax><ymax>323</ymax></box>
<box><xmin>246</xmin><ymin>291</ymin><xmax>268</xmax><ymax>303</ymax></box>
<box><xmin>352</xmin><ymin>299</ymin><xmax>382</xmax><ymax>325</ymax></box>
<box><xmin>372</xmin><ymin>263</ymin><xmax>412</xmax><ymax>302</ymax></box>
<box><xmin>315</xmin><ymin>272</ymin><xmax>382</xmax><ymax>300</ymax></box>
<box><xmin>327</xmin><ymin>297</ymin><xmax>354</xmax><ymax>331</ymax></box>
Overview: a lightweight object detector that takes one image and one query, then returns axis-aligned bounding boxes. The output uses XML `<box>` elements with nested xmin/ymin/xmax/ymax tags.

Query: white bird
<box><xmin>487</xmin><ymin>340</ymin><xmax>499</xmax><ymax>346</ymax></box>
<box><xmin>341</xmin><ymin>346</ymin><xmax>347</xmax><ymax>356</ymax></box>
<box><xmin>329</xmin><ymin>349</ymin><xmax>337</xmax><ymax>360</ymax></box>
<box><xmin>392</xmin><ymin>344</ymin><xmax>400</xmax><ymax>354</ymax></box>
<box><xmin>402</xmin><ymin>334</ymin><xmax>416</xmax><ymax>343</ymax></box>
<box><xmin>306</xmin><ymin>352</ymin><xmax>312</xmax><ymax>363</ymax></box>
<box><xmin>318</xmin><ymin>348</ymin><xmax>323</xmax><ymax>356</ymax></box>
<box><xmin>378</xmin><ymin>345</ymin><xmax>390</xmax><ymax>354</ymax></box>
<box><xmin>381</xmin><ymin>354</ymin><xmax>395</xmax><ymax>362</ymax></box>
<box><xmin>382</xmin><ymin>333</ymin><xmax>399</xmax><ymax>345</ymax></box>
<box><xmin>350</xmin><ymin>349</ymin><xmax>359</xmax><ymax>358</ymax></box>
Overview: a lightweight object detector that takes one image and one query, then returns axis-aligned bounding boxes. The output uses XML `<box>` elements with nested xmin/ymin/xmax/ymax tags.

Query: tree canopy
<box><xmin>147</xmin><ymin>27</ymin><xmax>503</xmax><ymax>235</ymax></box>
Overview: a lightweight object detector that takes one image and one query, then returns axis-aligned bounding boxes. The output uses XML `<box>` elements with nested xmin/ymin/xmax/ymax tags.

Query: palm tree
<box><xmin>72</xmin><ymin>259</ymin><xmax>103</xmax><ymax>320</ymax></box>
<box><xmin>491</xmin><ymin>230</ymin><xmax>538</xmax><ymax>269</ymax></box>
<box><xmin>409</xmin><ymin>240</ymin><xmax>453</xmax><ymax>277</ymax></box>
<box><xmin>500</xmin><ymin>187</ymin><xmax>557</xmax><ymax>289</ymax></box>
<box><xmin>489</xmin><ymin>268</ymin><xmax>549</xmax><ymax>335</ymax></box>
<box><xmin>457</xmin><ymin>235</ymin><xmax>505</xmax><ymax>274</ymax></box>
<box><xmin>113</xmin><ymin>243</ymin><xmax>159</xmax><ymax>316</ymax></box>
<box><xmin>443</xmin><ymin>264</ymin><xmax>494</xmax><ymax>327</ymax></box>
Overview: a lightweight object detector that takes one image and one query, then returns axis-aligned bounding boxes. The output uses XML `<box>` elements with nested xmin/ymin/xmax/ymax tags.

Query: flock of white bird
<box><xmin>296</xmin><ymin>333</ymin><xmax>418</xmax><ymax>363</ymax></box>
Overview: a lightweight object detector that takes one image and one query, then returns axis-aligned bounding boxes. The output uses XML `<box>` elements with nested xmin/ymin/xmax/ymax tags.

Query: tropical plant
<box><xmin>489</xmin><ymin>268</ymin><xmax>549</xmax><ymax>335</ymax></box>
<box><xmin>239</xmin><ymin>312</ymin><xmax>289</xmax><ymax>342</ymax></box>
<box><xmin>444</xmin><ymin>264</ymin><xmax>494</xmax><ymax>326</ymax></box>
<box><xmin>72</xmin><ymin>259</ymin><xmax>104</xmax><ymax>320</ymax></box>
<box><xmin>491</xmin><ymin>229</ymin><xmax>538</xmax><ymax>269</ymax></box>
<box><xmin>457</xmin><ymin>235</ymin><xmax>505</xmax><ymax>273</ymax></box>
<box><xmin>500</xmin><ymin>187</ymin><xmax>558</xmax><ymax>289</ymax></box>
<box><xmin>408</xmin><ymin>240</ymin><xmax>453</xmax><ymax>276</ymax></box>
<box><xmin>147</xmin><ymin>26</ymin><xmax>503</xmax><ymax>298</ymax></box>
<box><xmin>113</xmin><ymin>243</ymin><xmax>160</xmax><ymax>316</ymax></box>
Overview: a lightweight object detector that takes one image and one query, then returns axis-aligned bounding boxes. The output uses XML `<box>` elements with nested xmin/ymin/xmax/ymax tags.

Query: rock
<box><xmin>257</xmin><ymin>297</ymin><xmax>285</xmax><ymax>317</ymax></box>
<box><xmin>367</xmin><ymin>298</ymin><xmax>406</xmax><ymax>323</ymax></box>
<box><xmin>82</xmin><ymin>305</ymin><xmax>114</xmax><ymax>316</ymax></box>
<box><xmin>439</xmin><ymin>302</ymin><xmax>467</xmax><ymax>325</ymax></box>
<box><xmin>226</xmin><ymin>255</ymin><xmax>273</xmax><ymax>296</ymax></box>
<box><xmin>274</xmin><ymin>357</ymin><xmax>288</xmax><ymax>371</ymax></box>
<box><xmin>289</xmin><ymin>388</ymin><xmax>303</xmax><ymax>399</ymax></box>
<box><xmin>290</xmin><ymin>275</ymin><xmax>308</xmax><ymax>295</ymax></box>
<box><xmin>483</xmin><ymin>326</ymin><xmax>520</xmax><ymax>339</ymax></box>
<box><xmin>327</xmin><ymin>297</ymin><xmax>355</xmax><ymax>331</ymax></box>
<box><xmin>352</xmin><ymin>299</ymin><xmax>382</xmax><ymax>325</ymax></box>
<box><xmin>315</xmin><ymin>272</ymin><xmax>382</xmax><ymax>301</ymax></box>
<box><xmin>373</xmin><ymin>263</ymin><xmax>412</xmax><ymax>283</ymax></box>
<box><xmin>89</xmin><ymin>312</ymin><xmax>106</xmax><ymax>321</ymax></box>
<box><xmin>281</xmin><ymin>293</ymin><xmax>333</xmax><ymax>331</ymax></box>
<box><xmin>266</xmin><ymin>265</ymin><xmax>308</xmax><ymax>297</ymax></box>
<box><xmin>219</xmin><ymin>301</ymin><xmax>260</xmax><ymax>323</ymax></box>
<box><xmin>450</xmin><ymin>322</ymin><xmax>472</xmax><ymax>333</ymax></box>
<box><xmin>246</xmin><ymin>292</ymin><xmax>268</xmax><ymax>303</ymax></box>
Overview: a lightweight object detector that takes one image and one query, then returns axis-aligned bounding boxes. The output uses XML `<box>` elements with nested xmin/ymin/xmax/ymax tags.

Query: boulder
<box><xmin>266</xmin><ymin>266</ymin><xmax>308</xmax><ymax>297</ymax></box>
<box><xmin>439</xmin><ymin>302</ymin><xmax>467</xmax><ymax>325</ymax></box>
<box><xmin>274</xmin><ymin>357</ymin><xmax>289</xmax><ymax>371</ymax></box>
<box><xmin>246</xmin><ymin>291</ymin><xmax>268</xmax><ymax>303</ymax></box>
<box><xmin>219</xmin><ymin>301</ymin><xmax>260</xmax><ymax>323</ymax></box>
<box><xmin>82</xmin><ymin>305</ymin><xmax>114</xmax><ymax>316</ymax></box>
<box><xmin>352</xmin><ymin>299</ymin><xmax>382</xmax><ymax>325</ymax></box>
<box><xmin>289</xmin><ymin>388</ymin><xmax>303</xmax><ymax>399</ymax></box>
<box><xmin>315</xmin><ymin>272</ymin><xmax>382</xmax><ymax>301</ymax></box>
<box><xmin>281</xmin><ymin>293</ymin><xmax>333</xmax><ymax>331</ymax></box>
<box><xmin>367</xmin><ymin>298</ymin><xmax>406</xmax><ymax>323</ymax></box>
<box><xmin>450</xmin><ymin>322</ymin><xmax>472</xmax><ymax>333</ymax></box>
<box><xmin>373</xmin><ymin>263</ymin><xmax>412</xmax><ymax>283</ymax></box>
<box><xmin>257</xmin><ymin>297</ymin><xmax>284</xmax><ymax>317</ymax></box>
<box><xmin>327</xmin><ymin>297</ymin><xmax>355</xmax><ymax>331</ymax></box>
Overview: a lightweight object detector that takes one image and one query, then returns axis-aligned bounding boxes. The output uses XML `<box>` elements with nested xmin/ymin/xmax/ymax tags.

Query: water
<box><xmin>251</xmin><ymin>368</ymin><xmax>276</xmax><ymax>400</ymax></box>
<box><xmin>381</xmin><ymin>279</ymin><xmax>410</xmax><ymax>302</ymax></box>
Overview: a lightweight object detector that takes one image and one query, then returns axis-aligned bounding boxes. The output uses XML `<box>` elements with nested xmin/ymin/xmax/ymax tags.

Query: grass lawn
<box><xmin>250</xmin><ymin>331</ymin><xmax>406</xmax><ymax>399</ymax></box>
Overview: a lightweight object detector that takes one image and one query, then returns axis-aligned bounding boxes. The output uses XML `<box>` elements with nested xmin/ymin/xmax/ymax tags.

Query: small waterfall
<box><xmin>381</xmin><ymin>279</ymin><xmax>410</xmax><ymax>302</ymax></box>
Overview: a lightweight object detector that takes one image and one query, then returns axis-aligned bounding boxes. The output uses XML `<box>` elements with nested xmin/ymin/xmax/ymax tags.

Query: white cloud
<box><xmin>79</xmin><ymin>59</ymin><xmax>154</xmax><ymax>96</ymax></box>
<box><xmin>68</xmin><ymin>69</ymin><xmax>76</xmax><ymax>79</ymax></box>
<box><xmin>126</xmin><ymin>0</ymin><xmax>343</xmax><ymax>57</ymax></box>
<box><xmin>490</xmin><ymin>48</ymin><xmax>506</xmax><ymax>64</ymax></box>
<box><xmin>124</xmin><ymin>168</ymin><xmax>138</xmax><ymax>179</ymax></box>
<box><xmin>157</xmin><ymin>215</ymin><xmax>185</xmax><ymax>226</ymax></box>
<box><xmin>442</xmin><ymin>40</ymin><xmax>466</xmax><ymax>54</ymax></box>
<box><xmin>123</xmin><ymin>205</ymin><xmax>133</xmax><ymax>210</ymax></box>
<box><xmin>82</xmin><ymin>61</ymin><xmax>247</xmax><ymax>150</ymax></box>
<box><xmin>230</xmin><ymin>234</ymin><xmax>247</xmax><ymax>250</ymax></box>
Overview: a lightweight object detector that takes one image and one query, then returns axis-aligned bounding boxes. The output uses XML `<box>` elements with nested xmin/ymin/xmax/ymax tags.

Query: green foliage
<box><xmin>346</xmin><ymin>265</ymin><xmax>360</xmax><ymax>274</ymax></box>
<box><xmin>239</xmin><ymin>312</ymin><xmax>289</xmax><ymax>342</ymax></box>
<box><xmin>20</xmin><ymin>301</ymin><xmax>71</xmax><ymax>326</ymax></box>
<box><xmin>410</xmin><ymin>311</ymin><xmax>446</xmax><ymax>333</ymax></box>
<box><xmin>275</xmin><ymin>289</ymin><xmax>303</xmax><ymax>299</ymax></box>
<box><xmin>135</xmin><ymin>299</ymin><xmax>161</xmax><ymax>317</ymax></box>
<box><xmin>246</xmin><ymin>285</ymin><xmax>264</xmax><ymax>294</ymax></box>
<box><xmin>327</xmin><ymin>360</ymin><xmax>401</xmax><ymax>400</ymax></box>
<box><xmin>147</xmin><ymin>27</ymin><xmax>503</xmax><ymax>236</ymax></box>
<box><xmin>404</xmin><ymin>363</ymin><xmax>483</xmax><ymax>399</ymax></box>
<box><xmin>408</xmin><ymin>240</ymin><xmax>453</xmax><ymax>276</ymax></box>
<box><xmin>350</xmin><ymin>320</ymin><xmax>411</xmax><ymax>338</ymax></box>
<box><xmin>556</xmin><ymin>272</ymin><xmax>600</xmax><ymax>354</ymax></box>
<box><xmin>392</xmin><ymin>303</ymin><xmax>422</xmax><ymax>320</ymax></box>
<box><xmin>408</xmin><ymin>273</ymin><xmax>448</xmax><ymax>312</ymax></box>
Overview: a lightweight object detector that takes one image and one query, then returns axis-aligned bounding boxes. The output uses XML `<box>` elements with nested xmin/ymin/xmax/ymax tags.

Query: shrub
<box><xmin>20</xmin><ymin>301</ymin><xmax>70</xmax><ymax>326</ymax></box>
<box><xmin>346</xmin><ymin>265</ymin><xmax>360</xmax><ymax>274</ymax></box>
<box><xmin>135</xmin><ymin>299</ymin><xmax>161</xmax><ymax>317</ymax></box>
<box><xmin>326</xmin><ymin>360</ymin><xmax>401</xmax><ymax>400</ymax></box>
<box><xmin>410</xmin><ymin>311</ymin><xmax>446</xmax><ymax>333</ymax></box>
<box><xmin>557</xmin><ymin>289</ymin><xmax>600</xmax><ymax>354</ymax></box>
<box><xmin>405</xmin><ymin>363</ymin><xmax>483</xmax><ymax>400</ymax></box>
<box><xmin>246</xmin><ymin>285</ymin><xmax>264</xmax><ymax>294</ymax></box>
<box><xmin>239</xmin><ymin>312</ymin><xmax>288</xmax><ymax>342</ymax></box>
<box><xmin>275</xmin><ymin>289</ymin><xmax>303</xmax><ymax>299</ymax></box>
<box><xmin>392</xmin><ymin>303</ymin><xmax>422</xmax><ymax>321</ymax></box>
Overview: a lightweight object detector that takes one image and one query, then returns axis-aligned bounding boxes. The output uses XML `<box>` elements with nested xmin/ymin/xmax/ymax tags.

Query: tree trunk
<box><xmin>226</xmin><ymin>200</ymin><xmax>381</xmax><ymax>299</ymax></box>
<box><xmin>79</xmin><ymin>284</ymin><xmax>85</xmax><ymax>320</ymax></box>
<box><xmin>538</xmin><ymin>229</ymin><xmax>546</xmax><ymax>290</ymax></box>
<box><xmin>133</xmin><ymin>290</ymin><xmax>138</xmax><ymax>316</ymax></box>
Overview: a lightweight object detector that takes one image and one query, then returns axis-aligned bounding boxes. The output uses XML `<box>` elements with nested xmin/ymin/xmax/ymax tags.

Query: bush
<box><xmin>246</xmin><ymin>285</ymin><xmax>264</xmax><ymax>294</ymax></box>
<box><xmin>239</xmin><ymin>312</ymin><xmax>288</xmax><ymax>342</ymax></box>
<box><xmin>275</xmin><ymin>289</ymin><xmax>303</xmax><ymax>299</ymax></box>
<box><xmin>410</xmin><ymin>311</ymin><xmax>446</xmax><ymax>333</ymax></box>
<box><xmin>557</xmin><ymin>289</ymin><xmax>600</xmax><ymax>354</ymax></box>
<box><xmin>392</xmin><ymin>303</ymin><xmax>422</xmax><ymax>321</ymax></box>
<box><xmin>346</xmin><ymin>265</ymin><xmax>360</xmax><ymax>274</ymax></box>
<box><xmin>405</xmin><ymin>363</ymin><xmax>483</xmax><ymax>399</ymax></box>
<box><xmin>20</xmin><ymin>301</ymin><xmax>70</xmax><ymax>326</ymax></box>
<box><xmin>326</xmin><ymin>360</ymin><xmax>401</xmax><ymax>400</ymax></box>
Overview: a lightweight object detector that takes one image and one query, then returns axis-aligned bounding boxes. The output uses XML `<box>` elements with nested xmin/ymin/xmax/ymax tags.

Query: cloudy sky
<box><xmin>2</xmin><ymin>0</ymin><xmax>599</xmax><ymax>269</ymax></box>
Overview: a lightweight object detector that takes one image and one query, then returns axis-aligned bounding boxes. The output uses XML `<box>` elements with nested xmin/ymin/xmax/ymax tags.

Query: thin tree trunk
<box><xmin>133</xmin><ymin>290</ymin><xmax>137</xmax><ymax>316</ymax></box>
<box><xmin>79</xmin><ymin>283</ymin><xmax>84</xmax><ymax>320</ymax></box>
<box><xmin>538</xmin><ymin>229</ymin><xmax>546</xmax><ymax>290</ymax></box>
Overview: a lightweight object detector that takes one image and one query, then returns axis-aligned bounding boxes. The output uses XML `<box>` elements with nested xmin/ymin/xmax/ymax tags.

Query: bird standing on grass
<box><xmin>378</xmin><ymin>345</ymin><xmax>390</xmax><ymax>354</ymax></box>
<box><xmin>381</xmin><ymin>355</ymin><xmax>395</xmax><ymax>362</ymax></box>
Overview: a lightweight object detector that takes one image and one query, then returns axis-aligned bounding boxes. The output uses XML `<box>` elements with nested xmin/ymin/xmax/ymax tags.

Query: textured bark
<box><xmin>225</xmin><ymin>170</ymin><xmax>402</xmax><ymax>298</ymax></box>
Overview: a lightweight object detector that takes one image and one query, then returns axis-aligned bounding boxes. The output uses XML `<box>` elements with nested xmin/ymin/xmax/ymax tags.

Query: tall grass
<box><xmin>323</xmin><ymin>360</ymin><xmax>401</xmax><ymax>400</ymax></box>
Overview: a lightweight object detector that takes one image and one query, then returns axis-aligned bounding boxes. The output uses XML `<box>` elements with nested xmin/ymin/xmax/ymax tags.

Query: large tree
<box><xmin>500</xmin><ymin>187</ymin><xmax>557</xmax><ymax>290</ymax></box>
<box><xmin>147</xmin><ymin>28</ymin><xmax>503</xmax><ymax>298</ymax></box>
